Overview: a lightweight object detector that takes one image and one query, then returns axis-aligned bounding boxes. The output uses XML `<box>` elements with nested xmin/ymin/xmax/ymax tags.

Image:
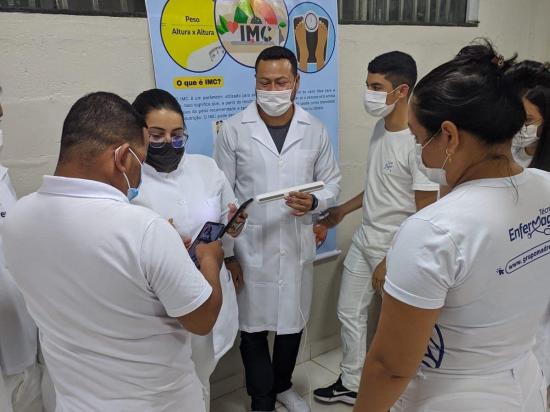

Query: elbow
<box><xmin>365</xmin><ymin>352</ymin><xmax>416</xmax><ymax>381</ymax></box>
<box><xmin>191</xmin><ymin>323</ymin><xmax>214</xmax><ymax>336</ymax></box>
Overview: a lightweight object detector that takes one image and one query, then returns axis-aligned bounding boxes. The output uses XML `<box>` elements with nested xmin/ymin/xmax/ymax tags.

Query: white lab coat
<box><xmin>133</xmin><ymin>156</ymin><xmax>239</xmax><ymax>360</ymax></box>
<box><xmin>214</xmin><ymin>102</ymin><xmax>341</xmax><ymax>334</ymax></box>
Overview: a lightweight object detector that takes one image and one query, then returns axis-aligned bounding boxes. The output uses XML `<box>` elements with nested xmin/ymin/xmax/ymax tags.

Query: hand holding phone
<box><xmin>188</xmin><ymin>222</ymin><xmax>226</xmax><ymax>268</ymax></box>
<box><xmin>195</xmin><ymin>240</ymin><xmax>224</xmax><ymax>272</ymax></box>
<box><xmin>223</xmin><ymin>198</ymin><xmax>253</xmax><ymax>237</ymax></box>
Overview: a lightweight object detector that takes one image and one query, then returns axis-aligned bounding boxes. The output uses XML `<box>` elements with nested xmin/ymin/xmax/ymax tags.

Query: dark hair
<box><xmin>525</xmin><ymin>86</ymin><xmax>550</xmax><ymax>171</ymax></box>
<box><xmin>412</xmin><ymin>39</ymin><xmax>525</xmax><ymax>144</ymax></box>
<box><xmin>504</xmin><ymin>60</ymin><xmax>550</xmax><ymax>97</ymax></box>
<box><xmin>367</xmin><ymin>51</ymin><xmax>418</xmax><ymax>92</ymax></box>
<box><xmin>255</xmin><ymin>46</ymin><xmax>298</xmax><ymax>77</ymax></box>
<box><xmin>132</xmin><ymin>88</ymin><xmax>185</xmax><ymax>122</ymax></box>
<box><xmin>59</xmin><ymin>92</ymin><xmax>146</xmax><ymax>164</ymax></box>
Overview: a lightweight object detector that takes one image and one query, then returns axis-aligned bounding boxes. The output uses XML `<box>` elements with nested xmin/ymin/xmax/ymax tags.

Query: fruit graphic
<box><xmin>251</xmin><ymin>0</ymin><xmax>278</xmax><ymax>25</ymax></box>
<box><xmin>217</xmin><ymin>14</ymin><xmax>229</xmax><ymax>34</ymax></box>
<box><xmin>234</xmin><ymin>6</ymin><xmax>249</xmax><ymax>24</ymax></box>
<box><xmin>226</xmin><ymin>20</ymin><xmax>239</xmax><ymax>33</ymax></box>
<box><xmin>234</xmin><ymin>0</ymin><xmax>253</xmax><ymax>23</ymax></box>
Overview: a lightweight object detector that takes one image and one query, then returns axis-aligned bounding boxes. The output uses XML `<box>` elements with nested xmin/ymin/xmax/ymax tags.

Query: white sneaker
<box><xmin>276</xmin><ymin>388</ymin><xmax>310</xmax><ymax>412</ymax></box>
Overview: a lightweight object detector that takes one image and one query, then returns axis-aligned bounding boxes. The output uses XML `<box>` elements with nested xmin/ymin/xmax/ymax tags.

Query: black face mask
<box><xmin>146</xmin><ymin>145</ymin><xmax>185</xmax><ymax>173</ymax></box>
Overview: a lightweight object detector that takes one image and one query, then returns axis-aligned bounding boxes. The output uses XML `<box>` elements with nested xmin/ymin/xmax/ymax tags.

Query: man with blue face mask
<box><xmin>2</xmin><ymin>92</ymin><xmax>225</xmax><ymax>412</ymax></box>
<box><xmin>215</xmin><ymin>46</ymin><xmax>341</xmax><ymax>412</ymax></box>
<box><xmin>313</xmin><ymin>51</ymin><xmax>439</xmax><ymax>406</ymax></box>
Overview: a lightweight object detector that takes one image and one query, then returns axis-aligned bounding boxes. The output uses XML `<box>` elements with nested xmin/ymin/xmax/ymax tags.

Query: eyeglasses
<box><xmin>148</xmin><ymin>129</ymin><xmax>189</xmax><ymax>149</ymax></box>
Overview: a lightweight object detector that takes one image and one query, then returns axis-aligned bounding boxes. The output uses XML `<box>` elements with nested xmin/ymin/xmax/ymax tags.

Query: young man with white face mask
<box><xmin>313</xmin><ymin>51</ymin><xmax>438</xmax><ymax>406</ymax></box>
<box><xmin>0</xmin><ymin>87</ymin><xmax>44</xmax><ymax>412</ymax></box>
<box><xmin>214</xmin><ymin>46</ymin><xmax>341</xmax><ymax>412</ymax></box>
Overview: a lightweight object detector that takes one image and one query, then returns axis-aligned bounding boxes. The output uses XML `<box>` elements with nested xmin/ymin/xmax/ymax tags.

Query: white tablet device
<box><xmin>255</xmin><ymin>181</ymin><xmax>325</xmax><ymax>204</ymax></box>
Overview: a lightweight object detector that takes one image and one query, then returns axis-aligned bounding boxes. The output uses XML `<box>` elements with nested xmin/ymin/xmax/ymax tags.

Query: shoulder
<box><xmin>526</xmin><ymin>167</ymin><xmax>550</xmax><ymax>180</ymax></box>
<box><xmin>184</xmin><ymin>154</ymin><xmax>221</xmax><ymax>174</ymax></box>
<box><xmin>223</xmin><ymin>102</ymin><xmax>256</xmax><ymax>127</ymax></box>
<box><xmin>295</xmin><ymin>104</ymin><xmax>325</xmax><ymax>130</ymax></box>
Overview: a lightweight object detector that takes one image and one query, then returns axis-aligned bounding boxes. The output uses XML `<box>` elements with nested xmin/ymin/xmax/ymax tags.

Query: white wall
<box><xmin>0</xmin><ymin>0</ymin><xmax>549</xmax><ymax>397</ymax></box>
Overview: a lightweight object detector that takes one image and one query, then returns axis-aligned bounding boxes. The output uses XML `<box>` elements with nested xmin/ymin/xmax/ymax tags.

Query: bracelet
<box><xmin>224</xmin><ymin>256</ymin><xmax>238</xmax><ymax>264</ymax></box>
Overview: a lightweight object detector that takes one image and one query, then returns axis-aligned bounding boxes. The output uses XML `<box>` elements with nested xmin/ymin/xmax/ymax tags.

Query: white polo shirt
<box><xmin>3</xmin><ymin>176</ymin><xmax>211</xmax><ymax>411</ymax></box>
<box><xmin>385</xmin><ymin>169</ymin><xmax>550</xmax><ymax>375</ymax></box>
<box><xmin>352</xmin><ymin>120</ymin><xmax>439</xmax><ymax>257</ymax></box>
<box><xmin>0</xmin><ymin>166</ymin><xmax>37</xmax><ymax>376</ymax></box>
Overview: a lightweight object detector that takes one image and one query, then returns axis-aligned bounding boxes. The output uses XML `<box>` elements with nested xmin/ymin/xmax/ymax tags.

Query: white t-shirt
<box><xmin>0</xmin><ymin>166</ymin><xmax>38</xmax><ymax>376</ymax></box>
<box><xmin>512</xmin><ymin>145</ymin><xmax>533</xmax><ymax>168</ymax></box>
<box><xmin>134</xmin><ymin>155</ymin><xmax>239</xmax><ymax>360</ymax></box>
<box><xmin>3</xmin><ymin>176</ymin><xmax>211</xmax><ymax>411</ymax></box>
<box><xmin>352</xmin><ymin>120</ymin><xmax>438</xmax><ymax>256</ymax></box>
<box><xmin>385</xmin><ymin>169</ymin><xmax>550</xmax><ymax>375</ymax></box>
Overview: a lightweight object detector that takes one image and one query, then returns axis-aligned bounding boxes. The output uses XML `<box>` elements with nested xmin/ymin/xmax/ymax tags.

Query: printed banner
<box><xmin>145</xmin><ymin>0</ymin><xmax>340</xmax><ymax>257</ymax></box>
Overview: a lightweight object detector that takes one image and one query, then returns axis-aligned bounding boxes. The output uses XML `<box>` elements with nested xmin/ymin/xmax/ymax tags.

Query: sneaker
<box><xmin>313</xmin><ymin>376</ymin><xmax>357</xmax><ymax>405</ymax></box>
<box><xmin>276</xmin><ymin>388</ymin><xmax>310</xmax><ymax>412</ymax></box>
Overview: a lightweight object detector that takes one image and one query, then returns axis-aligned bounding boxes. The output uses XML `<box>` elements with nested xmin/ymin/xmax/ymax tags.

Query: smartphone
<box><xmin>188</xmin><ymin>221</ymin><xmax>226</xmax><ymax>268</ymax></box>
<box><xmin>221</xmin><ymin>198</ymin><xmax>253</xmax><ymax>236</ymax></box>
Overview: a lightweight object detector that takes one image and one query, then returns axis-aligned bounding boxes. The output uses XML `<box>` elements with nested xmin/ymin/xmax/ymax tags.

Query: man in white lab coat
<box><xmin>214</xmin><ymin>46</ymin><xmax>341</xmax><ymax>412</ymax></box>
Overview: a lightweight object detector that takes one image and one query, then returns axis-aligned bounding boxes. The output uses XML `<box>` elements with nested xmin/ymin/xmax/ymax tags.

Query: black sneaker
<box><xmin>313</xmin><ymin>376</ymin><xmax>357</xmax><ymax>405</ymax></box>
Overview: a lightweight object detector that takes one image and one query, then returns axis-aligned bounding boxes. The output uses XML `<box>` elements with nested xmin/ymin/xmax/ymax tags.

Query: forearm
<box><xmin>354</xmin><ymin>356</ymin><xmax>412</xmax><ymax>412</ymax></box>
<box><xmin>197</xmin><ymin>258</ymin><xmax>223</xmax><ymax>332</ymax></box>
<box><xmin>341</xmin><ymin>192</ymin><xmax>364</xmax><ymax>215</ymax></box>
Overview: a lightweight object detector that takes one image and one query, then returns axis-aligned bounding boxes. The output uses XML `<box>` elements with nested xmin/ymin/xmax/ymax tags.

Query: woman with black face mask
<box><xmin>132</xmin><ymin>89</ymin><xmax>245</xmax><ymax>412</ymax></box>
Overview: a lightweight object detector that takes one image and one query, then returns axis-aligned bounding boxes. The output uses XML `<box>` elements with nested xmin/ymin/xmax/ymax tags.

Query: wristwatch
<box><xmin>224</xmin><ymin>256</ymin><xmax>238</xmax><ymax>264</ymax></box>
<box><xmin>310</xmin><ymin>194</ymin><xmax>319</xmax><ymax>211</ymax></box>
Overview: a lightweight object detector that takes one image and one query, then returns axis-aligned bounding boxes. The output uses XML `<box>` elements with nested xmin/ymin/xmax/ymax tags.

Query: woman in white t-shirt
<box><xmin>354</xmin><ymin>41</ymin><xmax>550</xmax><ymax>412</ymax></box>
<box><xmin>131</xmin><ymin>89</ymin><xmax>245</xmax><ymax>412</ymax></box>
<box><xmin>504</xmin><ymin>60</ymin><xmax>550</xmax><ymax>167</ymax></box>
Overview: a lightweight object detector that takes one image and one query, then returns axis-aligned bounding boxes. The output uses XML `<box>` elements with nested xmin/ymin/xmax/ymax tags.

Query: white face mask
<box><xmin>415</xmin><ymin>132</ymin><xmax>450</xmax><ymax>186</ymax></box>
<box><xmin>512</xmin><ymin>124</ymin><xmax>540</xmax><ymax>148</ymax></box>
<box><xmin>256</xmin><ymin>84</ymin><xmax>294</xmax><ymax>117</ymax></box>
<box><xmin>363</xmin><ymin>87</ymin><xmax>399</xmax><ymax>118</ymax></box>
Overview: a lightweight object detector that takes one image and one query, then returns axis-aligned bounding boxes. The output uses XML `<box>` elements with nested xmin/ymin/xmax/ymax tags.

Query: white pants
<box><xmin>337</xmin><ymin>242</ymin><xmax>384</xmax><ymax>392</ymax></box>
<box><xmin>0</xmin><ymin>363</ymin><xmax>42</xmax><ymax>412</ymax></box>
<box><xmin>534</xmin><ymin>302</ymin><xmax>550</xmax><ymax>387</ymax></box>
<box><xmin>191</xmin><ymin>334</ymin><xmax>218</xmax><ymax>412</ymax></box>
<box><xmin>40</xmin><ymin>363</ymin><xmax>55</xmax><ymax>412</ymax></box>
<box><xmin>392</xmin><ymin>352</ymin><xmax>547</xmax><ymax>412</ymax></box>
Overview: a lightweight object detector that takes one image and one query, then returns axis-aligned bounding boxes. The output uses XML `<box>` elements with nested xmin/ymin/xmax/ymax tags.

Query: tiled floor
<box><xmin>211</xmin><ymin>348</ymin><xmax>351</xmax><ymax>412</ymax></box>
<box><xmin>212</xmin><ymin>347</ymin><xmax>550</xmax><ymax>411</ymax></box>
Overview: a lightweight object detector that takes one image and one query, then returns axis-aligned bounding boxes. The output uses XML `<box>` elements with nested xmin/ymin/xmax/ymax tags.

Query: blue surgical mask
<box><xmin>115</xmin><ymin>146</ymin><xmax>143</xmax><ymax>201</ymax></box>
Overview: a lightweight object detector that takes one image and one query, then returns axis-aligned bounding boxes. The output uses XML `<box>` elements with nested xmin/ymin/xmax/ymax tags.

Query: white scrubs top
<box><xmin>134</xmin><ymin>154</ymin><xmax>239</xmax><ymax>360</ymax></box>
<box><xmin>352</xmin><ymin>119</ymin><xmax>439</xmax><ymax>258</ymax></box>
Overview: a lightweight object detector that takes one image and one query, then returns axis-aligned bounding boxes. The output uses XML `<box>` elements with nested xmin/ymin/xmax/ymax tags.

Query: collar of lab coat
<box><xmin>38</xmin><ymin>175</ymin><xmax>128</xmax><ymax>202</ymax></box>
<box><xmin>241</xmin><ymin>102</ymin><xmax>312</xmax><ymax>156</ymax></box>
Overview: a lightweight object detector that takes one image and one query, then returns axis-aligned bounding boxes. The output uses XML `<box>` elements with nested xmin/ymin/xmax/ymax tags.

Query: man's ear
<box><xmin>113</xmin><ymin>143</ymin><xmax>131</xmax><ymax>174</ymax></box>
<box><xmin>398</xmin><ymin>84</ymin><xmax>410</xmax><ymax>100</ymax></box>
